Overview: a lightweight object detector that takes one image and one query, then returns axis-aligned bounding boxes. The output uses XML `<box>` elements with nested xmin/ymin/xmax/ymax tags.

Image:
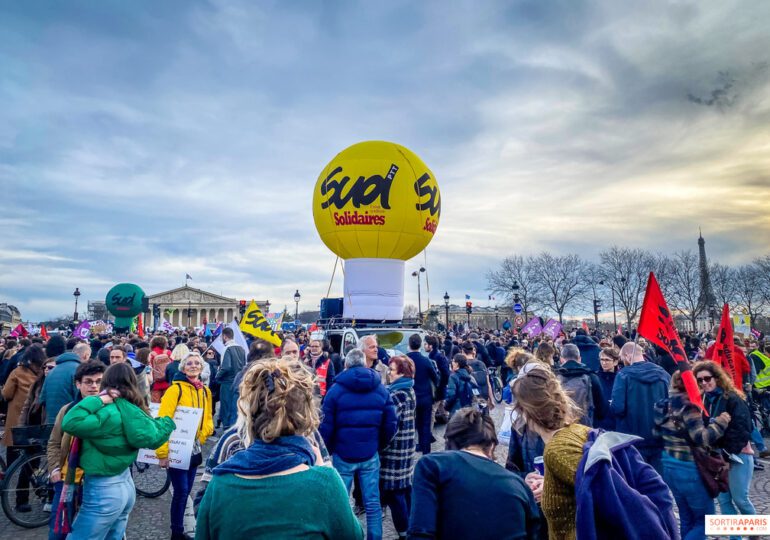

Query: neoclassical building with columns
<box><xmin>144</xmin><ymin>285</ymin><xmax>267</xmax><ymax>328</ymax></box>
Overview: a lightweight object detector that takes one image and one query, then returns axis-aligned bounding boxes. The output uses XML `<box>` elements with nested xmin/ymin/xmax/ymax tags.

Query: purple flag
<box><xmin>73</xmin><ymin>320</ymin><xmax>91</xmax><ymax>340</ymax></box>
<box><xmin>521</xmin><ymin>317</ymin><xmax>543</xmax><ymax>337</ymax></box>
<box><xmin>541</xmin><ymin>319</ymin><xmax>563</xmax><ymax>339</ymax></box>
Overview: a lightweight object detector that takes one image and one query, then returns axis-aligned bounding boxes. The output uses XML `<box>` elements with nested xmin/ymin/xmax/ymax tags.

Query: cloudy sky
<box><xmin>1</xmin><ymin>0</ymin><xmax>769</xmax><ymax>321</ymax></box>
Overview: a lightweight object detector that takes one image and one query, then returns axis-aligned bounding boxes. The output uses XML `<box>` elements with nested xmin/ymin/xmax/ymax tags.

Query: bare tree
<box><xmin>598</xmin><ymin>246</ymin><xmax>656</xmax><ymax>329</ymax></box>
<box><xmin>709</xmin><ymin>262</ymin><xmax>738</xmax><ymax>308</ymax></box>
<box><xmin>666</xmin><ymin>250</ymin><xmax>704</xmax><ymax>329</ymax></box>
<box><xmin>734</xmin><ymin>264</ymin><xmax>768</xmax><ymax>326</ymax></box>
<box><xmin>486</xmin><ymin>255</ymin><xmax>540</xmax><ymax>318</ymax></box>
<box><xmin>754</xmin><ymin>255</ymin><xmax>770</xmax><ymax>308</ymax></box>
<box><xmin>530</xmin><ymin>252</ymin><xmax>588</xmax><ymax>323</ymax></box>
<box><xmin>403</xmin><ymin>304</ymin><xmax>419</xmax><ymax>320</ymax></box>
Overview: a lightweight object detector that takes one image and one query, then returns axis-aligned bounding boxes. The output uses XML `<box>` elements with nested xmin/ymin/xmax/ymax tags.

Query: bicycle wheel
<box><xmin>0</xmin><ymin>451</ymin><xmax>52</xmax><ymax>528</ymax></box>
<box><xmin>492</xmin><ymin>376</ymin><xmax>503</xmax><ymax>404</ymax></box>
<box><xmin>131</xmin><ymin>461</ymin><xmax>170</xmax><ymax>498</ymax></box>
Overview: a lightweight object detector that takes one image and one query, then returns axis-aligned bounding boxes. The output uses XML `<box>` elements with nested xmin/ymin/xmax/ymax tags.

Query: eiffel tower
<box><xmin>697</xmin><ymin>228</ymin><xmax>717</xmax><ymax>326</ymax></box>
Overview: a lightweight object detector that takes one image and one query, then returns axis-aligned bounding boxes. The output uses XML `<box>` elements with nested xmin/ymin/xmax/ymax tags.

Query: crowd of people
<box><xmin>0</xmin><ymin>322</ymin><xmax>768</xmax><ymax>539</ymax></box>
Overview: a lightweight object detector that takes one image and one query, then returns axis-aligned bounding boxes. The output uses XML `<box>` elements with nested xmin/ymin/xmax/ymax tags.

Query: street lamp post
<box><xmin>294</xmin><ymin>290</ymin><xmax>301</xmax><ymax>324</ymax></box>
<box><xmin>443</xmin><ymin>292</ymin><xmax>450</xmax><ymax>330</ymax></box>
<box><xmin>512</xmin><ymin>280</ymin><xmax>521</xmax><ymax>320</ymax></box>
<box><xmin>187</xmin><ymin>299</ymin><xmax>192</xmax><ymax>328</ymax></box>
<box><xmin>73</xmin><ymin>288</ymin><xmax>81</xmax><ymax>322</ymax></box>
<box><xmin>411</xmin><ymin>267</ymin><xmax>426</xmax><ymax>320</ymax></box>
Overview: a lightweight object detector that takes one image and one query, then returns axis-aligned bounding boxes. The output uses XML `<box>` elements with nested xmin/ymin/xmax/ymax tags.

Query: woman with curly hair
<box><xmin>196</xmin><ymin>358</ymin><xmax>362</xmax><ymax>539</ymax></box>
<box><xmin>693</xmin><ymin>360</ymin><xmax>755</xmax><ymax>536</ymax></box>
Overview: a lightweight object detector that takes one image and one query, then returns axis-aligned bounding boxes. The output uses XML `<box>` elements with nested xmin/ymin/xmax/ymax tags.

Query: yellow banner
<box><xmin>239</xmin><ymin>300</ymin><xmax>282</xmax><ymax>347</ymax></box>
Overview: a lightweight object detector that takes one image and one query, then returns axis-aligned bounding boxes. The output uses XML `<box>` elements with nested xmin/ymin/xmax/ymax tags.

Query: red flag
<box><xmin>12</xmin><ymin>323</ymin><xmax>29</xmax><ymax>337</ymax></box>
<box><xmin>638</xmin><ymin>272</ymin><xmax>707</xmax><ymax>415</ymax></box>
<box><xmin>41</xmin><ymin>325</ymin><xmax>49</xmax><ymax>340</ymax></box>
<box><xmin>137</xmin><ymin>314</ymin><xmax>145</xmax><ymax>339</ymax></box>
<box><xmin>712</xmin><ymin>304</ymin><xmax>736</xmax><ymax>385</ymax></box>
<box><xmin>582</xmin><ymin>321</ymin><xmax>589</xmax><ymax>332</ymax></box>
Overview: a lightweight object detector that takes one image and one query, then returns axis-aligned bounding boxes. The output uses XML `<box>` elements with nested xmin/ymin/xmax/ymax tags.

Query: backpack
<box><xmin>459</xmin><ymin>376</ymin><xmax>479</xmax><ymax>408</ymax></box>
<box><xmin>559</xmin><ymin>373</ymin><xmax>594</xmax><ymax>426</ymax></box>
<box><xmin>150</xmin><ymin>351</ymin><xmax>172</xmax><ymax>384</ymax></box>
<box><xmin>469</xmin><ymin>360</ymin><xmax>490</xmax><ymax>399</ymax></box>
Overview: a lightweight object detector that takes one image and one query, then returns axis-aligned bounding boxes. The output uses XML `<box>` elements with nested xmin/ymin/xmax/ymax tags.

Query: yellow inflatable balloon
<box><xmin>313</xmin><ymin>141</ymin><xmax>441</xmax><ymax>260</ymax></box>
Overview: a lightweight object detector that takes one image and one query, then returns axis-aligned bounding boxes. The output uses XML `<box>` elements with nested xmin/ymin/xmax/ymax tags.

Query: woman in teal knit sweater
<box><xmin>196</xmin><ymin>357</ymin><xmax>363</xmax><ymax>540</ymax></box>
<box><xmin>62</xmin><ymin>363</ymin><xmax>176</xmax><ymax>540</ymax></box>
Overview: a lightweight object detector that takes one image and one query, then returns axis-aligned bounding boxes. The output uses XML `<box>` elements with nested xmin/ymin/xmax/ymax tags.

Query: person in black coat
<box><xmin>425</xmin><ymin>336</ymin><xmax>450</xmax><ymax>400</ymax></box>
<box><xmin>694</xmin><ymin>361</ymin><xmax>755</xmax><ymax>518</ymax></box>
<box><xmin>409</xmin><ymin>408</ymin><xmax>541</xmax><ymax>539</ymax></box>
<box><xmin>571</xmin><ymin>329</ymin><xmax>602</xmax><ymax>372</ymax></box>
<box><xmin>406</xmin><ymin>334</ymin><xmax>439</xmax><ymax>455</ymax></box>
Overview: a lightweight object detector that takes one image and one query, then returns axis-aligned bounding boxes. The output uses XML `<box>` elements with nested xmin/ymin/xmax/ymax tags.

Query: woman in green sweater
<box><xmin>196</xmin><ymin>357</ymin><xmax>363</xmax><ymax>540</ymax></box>
<box><xmin>62</xmin><ymin>362</ymin><xmax>176</xmax><ymax>540</ymax></box>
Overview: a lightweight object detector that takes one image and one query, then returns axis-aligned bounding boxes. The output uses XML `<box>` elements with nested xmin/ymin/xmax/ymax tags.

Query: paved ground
<box><xmin>3</xmin><ymin>406</ymin><xmax>770</xmax><ymax>539</ymax></box>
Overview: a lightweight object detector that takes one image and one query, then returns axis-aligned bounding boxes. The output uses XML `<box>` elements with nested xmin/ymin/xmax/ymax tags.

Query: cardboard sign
<box><xmin>137</xmin><ymin>404</ymin><xmax>202</xmax><ymax>470</ymax></box>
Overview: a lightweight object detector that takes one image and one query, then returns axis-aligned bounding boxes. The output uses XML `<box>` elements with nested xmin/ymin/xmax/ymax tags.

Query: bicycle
<box><xmin>488</xmin><ymin>366</ymin><xmax>504</xmax><ymax>404</ymax></box>
<box><xmin>0</xmin><ymin>425</ymin><xmax>54</xmax><ymax>529</ymax></box>
<box><xmin>131</xmin><ymin>460</ymin><xmax>170</xmax><ymax>498</ymax></box>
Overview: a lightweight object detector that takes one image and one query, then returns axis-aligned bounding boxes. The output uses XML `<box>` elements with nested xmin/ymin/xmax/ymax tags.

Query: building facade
<box><xmin>144</xmin><ymin>285</ymin><xmax>267</xmax><ymax>329</ymax></box>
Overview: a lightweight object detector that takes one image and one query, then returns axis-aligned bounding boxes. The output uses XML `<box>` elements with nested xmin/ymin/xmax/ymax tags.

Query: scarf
<box><xmin>388</xmin><ymin>377</ymin><xmax>415</xmax><ymax>393</ymax></box>
<box><xmin>213</xmin><ymin>435</ymin><xmax>316</xmax><ymax>476</ymax></box>
<box><xmin>187</xmin><ymin>376</ymin><xmax>204</xmax><ymax>391</ymax></box>
<box><xmin>53</xmin><ymin>436</ymin><xmax>82</xmax><ymax>534</ymax></box>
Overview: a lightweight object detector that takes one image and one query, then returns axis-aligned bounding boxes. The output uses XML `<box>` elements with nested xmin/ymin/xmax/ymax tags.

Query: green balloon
<box><xmin>105</xmin><ymin>283</ymin><xmax>147</xmax><ymax>320</ymax></box>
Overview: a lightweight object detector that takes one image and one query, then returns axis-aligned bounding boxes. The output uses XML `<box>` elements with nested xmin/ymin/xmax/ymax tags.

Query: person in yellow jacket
<box><xmin>155</xmin><ymin>351</ymin><xmax>214</xmax><ymax>540</ymax></box>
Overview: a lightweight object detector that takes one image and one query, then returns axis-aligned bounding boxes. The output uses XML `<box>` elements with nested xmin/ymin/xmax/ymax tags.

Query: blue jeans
<box><xmin>69</xmin><ymin>469</ymin><xmax>136</xmax><ymax>540</ymax></box>
<box><xmin>662</xmin><ymin>453</ymin><xmax>714</xmax><ymax>540</ymax></box>
<box><xmin>219</xmin><ymin>382</ymin><xmax>236</xmax><ymax>428</ymax></box>
<box><xmin>717</xmin><ymin>453</ymin><xmax>757</xmax><ymax>540</ymax></box>
<box><xmin>333</xmin><ymin>454</ymin><xmax>382</xmax><ymax>540</ymax></box>
<box><xmin>169</xmin><ymin>464</ymin><xmax>198</xmax><ymax>534</ymax></box>
<box><xmin>381</xmin><ymin>488</ymin><xmax>410</xmax><ymax>534</ymax></box>
<box><xmin>48</xmin><ymin>481</ymin><xmax>66</xmax><ymax>540</ymax></box>
<box><xmin>750</xmin><ymin>427</ymin><xmax>766</xmax><ymax>452</ymax></box>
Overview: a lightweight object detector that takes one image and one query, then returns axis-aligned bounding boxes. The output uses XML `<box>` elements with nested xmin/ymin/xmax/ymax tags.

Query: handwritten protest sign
<box><xmin>137</xmin><ymin>404</ymin><xmax>202</xmax><ymax>470</ymax></box>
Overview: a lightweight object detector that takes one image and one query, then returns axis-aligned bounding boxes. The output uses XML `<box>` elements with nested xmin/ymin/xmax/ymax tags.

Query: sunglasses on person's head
<box><xmin>696</xmin><ymin>375</ymin><xmax>714</xmax><ymax>384</ymax></box>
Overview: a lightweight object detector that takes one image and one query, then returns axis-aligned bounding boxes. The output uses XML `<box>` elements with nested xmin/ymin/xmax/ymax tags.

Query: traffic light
<box><xmin>593</xmin><ymin>299</ymin><xmax>602</xmax><ymax>314</ymax></box>
<box><xmin>465</xmin><ymin>301</ymin><xmax>473</xmax><ymax>314</ymax></box>
<box><xmin>239</xmin><ymin>300</ymin><xmax>247</xmax><ymax>316</ymax></box>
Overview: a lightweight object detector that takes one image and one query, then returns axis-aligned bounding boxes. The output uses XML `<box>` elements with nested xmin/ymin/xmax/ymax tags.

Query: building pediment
<box><xmin>147</xmin><ymin>286</ymin><xmax>236</xmax><ymax>306</ymax></box>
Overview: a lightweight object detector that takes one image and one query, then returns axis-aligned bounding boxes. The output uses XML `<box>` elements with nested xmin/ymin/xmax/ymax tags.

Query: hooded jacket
<box><xmin>444</xmin><ymin>369</ymin><xmax>478</xmax><ymax>414</ymax></box>
<box><xmin>611</xmin><ymin>361</ymin><xmax>671</xmax><ymax>450</ymax></box>
<box><xmin>575</xmin><ymin>430</ymin><xmax>678</xmax><ymax>540</ymax></box>
<box><xmin>155</xmin><ymin>372</ymin><xmax>215</xmax><ymax>460</ymax></box>
<box><xmin>39</xmin><ymin>352</ymin><xmax>81</xmax><ymax>424</ymax></box>
<box><xmin>557</xmin><ymin>360</ymin><xmax>607</xmax><ymax>423</ymax></box>
<box><xmin>319</xmin><ymin>366</ymin><xmax>398</xmax><ymax>462</ymax></box>
<box><xmin>571</xmin><ymin>334</ymin><xmax>602</xmax><ymax>372</ymax></box>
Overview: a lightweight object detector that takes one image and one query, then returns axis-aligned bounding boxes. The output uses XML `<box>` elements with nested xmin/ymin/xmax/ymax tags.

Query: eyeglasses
<box><xmin>81</xmin><ymin>379</ymin><xmax>102</xmax><ymax>387</ymax></box>
<box><xmin>696</xmin><ymin>375</ymin><xmax>714</xmax><ymax>384</ymax></box>
<box><xmin>44</xmin><ymin>365</ymin><xmax>56</xmax><ymax>371</ymax></box>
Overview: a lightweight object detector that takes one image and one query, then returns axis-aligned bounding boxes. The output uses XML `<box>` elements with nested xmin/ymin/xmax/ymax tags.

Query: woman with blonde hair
<box><xmin>693</xmin><ymin>360</ymin><xmax>755</xmax><ymax>537</ymax></box>
<box><xmin>157</xmin><ymin>351</ymin><xmax>214</xmax><ymax>540</ymax></box>
<box><xmin>196</xmin><ymin>359</ymin><xmax>362</xmax><ymax>539</ymax></box>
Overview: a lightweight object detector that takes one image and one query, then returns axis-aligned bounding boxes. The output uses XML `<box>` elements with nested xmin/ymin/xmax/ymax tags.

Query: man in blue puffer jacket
<box><xmin>320</xmin><ymin>348</ymin><xmax>398</xmax><ymax>540</ymax></box>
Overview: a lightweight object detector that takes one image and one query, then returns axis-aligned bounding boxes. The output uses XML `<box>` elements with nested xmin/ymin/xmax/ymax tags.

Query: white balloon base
<box><xmin>343</xmin><ymin>258</ymin><xmax>405</xmax><ymax>321</ymax></box>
